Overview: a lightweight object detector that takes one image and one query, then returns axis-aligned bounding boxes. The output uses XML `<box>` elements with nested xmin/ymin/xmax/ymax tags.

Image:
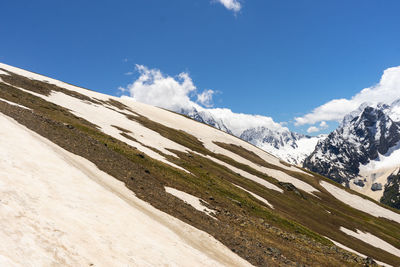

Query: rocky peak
<box><xmin>304</xmin><ymin>103</ymin><xmax>400</xmax><ymax>185</ymax></box>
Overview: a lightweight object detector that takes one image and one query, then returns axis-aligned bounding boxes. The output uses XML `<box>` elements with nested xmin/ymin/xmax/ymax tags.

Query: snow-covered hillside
<box><xmin>1</xmin><ymin>62</ymin><xmax>400</xmax><ymax>266</ymax></box>
<box><xmin>0</xmin><ymin>113</ymin><xmax>249</xmax><ymax>267</ymax></box>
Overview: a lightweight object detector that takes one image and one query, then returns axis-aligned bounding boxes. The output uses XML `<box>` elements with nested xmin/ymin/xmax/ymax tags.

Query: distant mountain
<box><xmin>180</xmin><ymin>107</ymin><xmax>233</xmax><ymax>134</ymax></box>
<box><xmin>304</xmin><ymin>102</ymin><xmax>400</xmax><ymax>209</ymax></box>
<box><xmin>239</xmin><ymin>127</ymin><xmax>325</xmax><ymax>165</ymax></box>
<box><xmin>181</xmin><ymin>107</ymin><xmax>323</xmax><ymax>165</ymax></box>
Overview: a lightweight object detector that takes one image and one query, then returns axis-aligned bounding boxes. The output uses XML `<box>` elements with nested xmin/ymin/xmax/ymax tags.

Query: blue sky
<box><xmin>1</xmin><ymin>0</ymin><xmax>400</xmax><ymax>134</ymax></box>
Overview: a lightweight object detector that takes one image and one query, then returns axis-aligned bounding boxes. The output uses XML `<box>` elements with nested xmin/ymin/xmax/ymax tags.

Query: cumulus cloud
<box><xmin>206</xmin><ymin>108</ymin><xmax>286</xmax><ymax>135</ymax></box>
<box><xmin>120</xmin><ymin>65</ymin><xmax>287</xmax><ymax>136</ymax></box>
<box><xmin>305</xmin><ymin>121</ymin><xmax>329</xmax><ymax>134</ymax></box>
<box><xmin>122</xmin><ymin>65</ymin><xmax>198</xmax><ymax>111</ymax></box>
<box><xmin>196</xmin><ymin>89</ymin><xmax>215</xmax><ymax>107</ymax></box>
<box><xmin>319</xmin><ymin>121</ymin><xmax>328</xmax><ymax>129</ymax></box>
<box><xmin>307</xmin><ymin>126</ymin><xmax>320</xmax><ymax>134</ymax></box>
<box><xmin>215</xmin><ymin>0</ymin><xmax>242</xmax><ymax>13</ymax></box>
<box><xmin>295</xmin><ymin>66</ymin><xmax>400</xmax><ymax>126</ymax></box>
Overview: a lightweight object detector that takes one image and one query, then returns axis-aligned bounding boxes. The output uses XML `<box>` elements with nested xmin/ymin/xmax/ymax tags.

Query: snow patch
<box><xmin>165</xmin><ymin>187</ymin><xmax>216</xmax><ymax>217</ymax></box>
<box><xmin>320</xmin><ymin>181</ymin><xmax>400</xmax><ymax>224</ymax></box>
<box><xmin>340</xmin><ymin>227</ymin><xmax>400</xmax><ymax>257</ymax></box>
<box><xmin>233</xmin><ymin>184</ymin><xmax>274</xmax><ymax>209</ymax></box>
<box><xmin>0</xmin><ymin>69</ymin><xmax>9</xmax><ymax>76</ymax></box>
<box><xmin>203</xmin><ymin>154</ymin><xmax>283</xmax><ymax>193</ymax></box>
<box><xmin>0</xmin><ymin>112</ymin><xmax>251</xmax><ymax>267</ymax></box>
<box><xmin>354</xmin><ymin>166</ymin><xmax>399</xmax><ymax>201</ymax></box>
<box><xmin>0</xmin><ymin>98</ymin><xmax>31</xmax><ymax>110</ymax></box>
<box><xmin>326</xmin><ymin>237</ymin><xmax>392</xmax><ymax>267</ymax></box>
<box><xmin>360</xmin><ymin>141</ymin><xmax>400</xmax><ymax>171</ymax></box>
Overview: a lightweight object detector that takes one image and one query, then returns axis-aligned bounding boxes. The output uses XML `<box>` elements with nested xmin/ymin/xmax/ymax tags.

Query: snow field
<box><xmin>320</xmin><ymin>181</ymin><xmax>400</xmax><ymax>224</ymax></box>
<box><xmin>340</xmin><ymin>227</ymin><xmax>400</xmax><ymax>257</ymax></box>
<box><xmin>354</xmin><ymin>166</ymin><xmax>399</xmax><ymax>201</ymax></box>
<box><xmin>0</xmin><ymin>112</ymin><xmax>251</xmax><ymax>267</ymax></box>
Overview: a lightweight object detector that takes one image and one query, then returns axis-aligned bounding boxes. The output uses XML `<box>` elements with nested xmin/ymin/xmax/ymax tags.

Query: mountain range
<box><xmin>181</xmin><ymin>99</ymin><xmax>400</xmax><ymax>211</ymax></box>
<box><xmin>180</xmin><ymin>107</ymin><xmax>325</xmax><ymax>165</ymax></box>
<box><xmin>0</xmin><ymin>62</ymin><xmax>399</xmax><ymax>266</ymax></box>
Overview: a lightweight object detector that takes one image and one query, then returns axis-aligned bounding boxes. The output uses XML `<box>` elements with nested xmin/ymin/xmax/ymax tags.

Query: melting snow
<box><xmin>360</xmin><ymin>141</ymin><xmax>400</xmax><ymax>171</ymax></box>
<box><xmin>0</xmin><ymin>98</ymin><xmax>31</xmax><ymax>110</ymax></box>
<box><xmin>203</xmin><ymin>154</ymin><xmax>283</xmax><ymax>193</ymax></box>
<box><xmin>354</xmin><ymin>167</ymin><xmax>399</xmax><ymax>201</ymax></box>
<box><xmin>326</xmin><ymin>237</ymin><xmax>392</xmax><ymax>267</ymax></box>
<box><xmin>165</xmin><ymin>187</ymin><xmax>216</xmax><ymax>217</ymax></box>
<box><xmin>233</xmin><ymin>184</ymin><xmax>274</xmax><ymax>209</ymax></box>
<box><xmin>340</xmin><ymin>227</ymin><xmax>400</xmax><ymax>257</ymax></box>
<box><xmin>0</xmin><ymin>70</ymin><xmax>9</xmax><ymax>76</ymax></box>
<box><xmin>320</xmin><ymin>181</ymin><xmax>400</xmax><ymax>224</ymax></box>
<box><xmin>0</xmin><ymin>112</ymin><xmax>251</xmax><ymax>267</ymax></box>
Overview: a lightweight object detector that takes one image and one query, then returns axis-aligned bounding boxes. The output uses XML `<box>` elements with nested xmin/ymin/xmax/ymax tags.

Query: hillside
<box><xmin>0</xmin><ymin>63</ymin><xmax>400</xmax><ymax>266</ymax></box>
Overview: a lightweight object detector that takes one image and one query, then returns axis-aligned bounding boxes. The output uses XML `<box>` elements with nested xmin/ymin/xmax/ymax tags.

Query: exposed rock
<box><xmin>354</xmin><ymin>179</ymin><xmax>365</xmax><ymax>187</ymax></box>
<box><xmin>371</xmin><ymin>183</ymin><xmax>382</xmax><ymax>191</ymax></box>
<box><xmin>381</xmin><ymin>170</ymin><xmax>400</xmax><ymax>209</ymax></box>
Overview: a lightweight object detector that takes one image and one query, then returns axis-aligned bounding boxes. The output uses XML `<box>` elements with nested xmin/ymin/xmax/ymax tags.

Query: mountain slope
<box><xmin>0</xmin><ymin>113</ymin><xmax>249</xmax><ymax>267</ymax></box>
<box><xmin>1</xmin><ymin>62</ymin><xmax>400</xmax><ymax>266</ymax></box>
<box><xmin>304</xmin><ymin>103</ymin><xmax>400</xmax><ymax>209</ymax></box>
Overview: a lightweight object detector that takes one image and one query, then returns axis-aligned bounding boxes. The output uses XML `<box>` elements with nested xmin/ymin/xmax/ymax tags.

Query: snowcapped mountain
<box><xmin>304</xmin><ymin>102</ymin><xmax>400</xmax><ymax>209</ymax></box>
<box><xmin>239</xmin><ymin>127</ymin><xmax>325</xmax><ymax>165</ymax></box>
<box><xmin>180</xmin><ymin>107</ymin><xmax>323</xmax><ymax>165</ymax></box>
<box><xmin>181</xmin><ymin>107</ymin><xmax>233</xmax><ymax>134</ymax></box>
<box><xmin>1</xmin><ymin>62</ymin><xmax>400</xmax><ymax>266</ymax></box>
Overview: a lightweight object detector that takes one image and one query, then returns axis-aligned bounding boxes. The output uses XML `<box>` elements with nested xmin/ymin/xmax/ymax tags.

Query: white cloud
<box><xmin>215</xmin><ymin>0</ymin><xmax>242</xmax><ymax>13</ymax></box>
<box><xmin>295</xmin><ymin>66</ymin><xmax>400</xmax><ymax>126</ymax></box>
<box><xmin>120</xmin><ymin>65</ymin><xmax>287</xmax><ymax>136</ymax></box>
<box><xmin>319</xmin><ymin>121</ymin><xmax>328</xmax><ymax>129</ymax></box>
<box><xmin>122</xmin><ymin>65</ymin><xmax>197</xmax><ymax>111</ymax></box>
<box><xmin>307</xmin><ymin>126</ymin><xmax>320</xmax><ymax>134</ymax></box>
<box><xmin>196</xmin><ymin>89</ymin><xmax>215</xmax><ymax>107</ymax></box>
<box><xmin>205</xmin><ymin>108</ymin><xmax>286</xmax><ymax>135</ymax></box>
